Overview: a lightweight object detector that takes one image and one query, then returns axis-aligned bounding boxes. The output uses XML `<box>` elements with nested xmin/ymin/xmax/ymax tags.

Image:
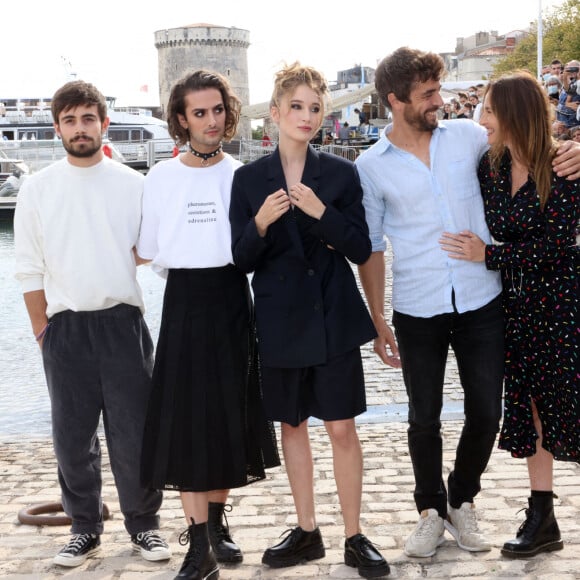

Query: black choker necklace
<box><xmin>188</xmin><ymin>143</ymin><xmax>222</xmax><ymax>167</ymax></box>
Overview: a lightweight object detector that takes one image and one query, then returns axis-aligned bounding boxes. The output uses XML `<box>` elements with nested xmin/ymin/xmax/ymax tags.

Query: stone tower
<box><xmin>154</xmin><ymin>23</ymin><xmax>251</xmax><ymax>139</ymax></box>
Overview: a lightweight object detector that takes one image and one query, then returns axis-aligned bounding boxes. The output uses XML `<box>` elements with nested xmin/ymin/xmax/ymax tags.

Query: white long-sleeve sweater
<box><xmin>14</xmin><ymin>157</ymin><xmax>145</xmax><ymax>317</ymax></box>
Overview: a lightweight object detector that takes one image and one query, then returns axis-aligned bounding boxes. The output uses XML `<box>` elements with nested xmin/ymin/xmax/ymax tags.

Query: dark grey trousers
<box><xmin>42</xmin><ymin>304</ymin><xmax>162</xmax><ymax>535</ymax></box>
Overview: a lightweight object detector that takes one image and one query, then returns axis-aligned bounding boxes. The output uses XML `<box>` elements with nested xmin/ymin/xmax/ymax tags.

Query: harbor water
<box><xmin>0</xmin><ymin>210</ymin><xmax>469</xmax><ymax>440</ymax></box>
<box><xmin>0</xmin><ymin>215</ymin><xmax>167</xmax><ymax>438</ymax></box>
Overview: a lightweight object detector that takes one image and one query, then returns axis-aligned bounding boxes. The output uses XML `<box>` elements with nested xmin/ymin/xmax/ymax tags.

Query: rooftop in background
<box><xmin>441</xmin><ymin>80</ymin><xmax>488</xmax><ymax>91</ymax></box>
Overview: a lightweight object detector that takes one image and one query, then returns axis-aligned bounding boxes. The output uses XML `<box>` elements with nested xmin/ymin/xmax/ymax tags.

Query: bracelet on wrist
<box><xmin>35</xmin><ymin>323</ymin><xmax>49</xmax><ymax>342</ymax></box>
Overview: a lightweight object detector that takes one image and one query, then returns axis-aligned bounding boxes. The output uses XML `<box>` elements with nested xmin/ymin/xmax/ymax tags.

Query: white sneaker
<box><xmin>404</xmin><ymin>509</ymin><xmax>445</xmax><ymax>557</ymax></box>
<box><xmin>445</xmin><ymin>502</ymin><xmax>491</xmax><ymax>552</ymax></box>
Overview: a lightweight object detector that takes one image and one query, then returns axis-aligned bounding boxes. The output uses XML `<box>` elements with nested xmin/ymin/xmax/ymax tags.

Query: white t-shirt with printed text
<box><xmin>137</xmin><ymin>154</ymin><xmax>243</xmax><ymax>277</ymax></box>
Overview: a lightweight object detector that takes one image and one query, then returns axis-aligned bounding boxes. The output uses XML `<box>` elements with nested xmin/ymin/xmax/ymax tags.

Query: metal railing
<box><xmin>0</xmin><ymin>138</ymin><xmax>176</xmax><ymax>172</ymax></box>
<box><xmin>236</xmin><ymin>139</ymin><xmax>361</xmax><ymax>163</ymax></box>
<box><xmin>0</xmin><ymin>139</ymin><xmax>69</xmax><ymax>172</ymax></box>
<box><xmin>0</xmin><ymin>137</ymin><xmax>366</xmax><ymax>176</ymax></box>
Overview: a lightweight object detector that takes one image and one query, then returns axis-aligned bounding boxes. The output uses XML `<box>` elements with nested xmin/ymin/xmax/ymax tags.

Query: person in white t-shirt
<box><xmin>472</xmin><ymin>83</ymin><xmax>486</xmax><ymax>123</ymax></box>
<box><xmin>136</xmin><ymin>69</ymin><xmax>280</xmax><ymax>580</ymax></box>
<box><xmin>14</xmin><ymin>80</ymin><xmax>170</xmax><ymax>568</ymax></box>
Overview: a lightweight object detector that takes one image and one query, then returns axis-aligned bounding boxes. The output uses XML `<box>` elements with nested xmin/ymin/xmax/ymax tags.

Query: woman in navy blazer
<box><xmin>229</xmin><ymin>63</ymin><xmax>389</xmax><ymax>579</ymax></box>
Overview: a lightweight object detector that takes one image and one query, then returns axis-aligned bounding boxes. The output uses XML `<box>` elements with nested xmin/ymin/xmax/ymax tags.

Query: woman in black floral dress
<box><xmin>440</xmin><ymin>71</ymin><xmax>578</xmax><ymax>559</ymax></box>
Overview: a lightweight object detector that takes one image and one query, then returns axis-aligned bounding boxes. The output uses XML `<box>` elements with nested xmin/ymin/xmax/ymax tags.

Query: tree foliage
<box><xmin>493</xmin><ymin>0</ymin><xmax>580</xmax><ymax>76</ymax></box>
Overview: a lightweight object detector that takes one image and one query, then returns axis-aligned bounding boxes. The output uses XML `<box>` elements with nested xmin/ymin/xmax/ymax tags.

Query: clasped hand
<box><xmin>439</xmin><ymin>230</ymin><xmax>486</xmax><ymax>262</ymax></box>
<box><xmin>288</xmin><ymin>183</ymin><xmax>325</xmax><ymax>220</ymax></box>
<box><xmin>254</xmin><ymin>189</ymin><xmax>291</xmax><ymax>236</ymax></box>
<box><xmin>255</xmin><ymin>184</ymin><xmax>326</xmax><ymax>237</ymax></box>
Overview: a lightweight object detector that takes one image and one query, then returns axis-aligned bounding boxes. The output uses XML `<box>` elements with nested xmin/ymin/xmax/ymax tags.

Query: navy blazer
<box><xmin>230</xmin><ymin>145</ymin><xmax>377</xmax><ymax>368</ymax></box>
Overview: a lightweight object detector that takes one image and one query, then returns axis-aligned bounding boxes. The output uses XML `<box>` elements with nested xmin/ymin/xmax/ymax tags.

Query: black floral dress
<box><xmin>478</xmin><ymin>152</ymin><xmax>579</xmax><ymax>463</ymax></box>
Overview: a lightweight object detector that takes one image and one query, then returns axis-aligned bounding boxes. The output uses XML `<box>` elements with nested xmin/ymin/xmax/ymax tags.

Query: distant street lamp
<box><xmin>537</xmin><ymin>0</ymin><xmax>543</xmax><ymax>80</ymax></box>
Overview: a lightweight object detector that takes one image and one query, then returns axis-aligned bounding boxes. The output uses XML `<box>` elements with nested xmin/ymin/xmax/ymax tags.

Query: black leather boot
<box><xmin>175</xmin><ymin>519</ymin><xmax>219</xmax><ymax>580</ymax></box>
<box><xmin>501</xmin><ymin>494</ymin><xmax>564</xmax><ymax>558</ymax></box>
<box><xmin>345</xmin><ymin>533</ymin><xmax>390</xmax><ymax>578</ymax></box>
<box><xmin>262</xmin><ymin>526</ymin><xmax>325</xmax><ymax>568</ymax></box>
<box><xmin>207</xmin><ymin>502</ymin><xmax>243</xmax><ymax>563</ymax></box>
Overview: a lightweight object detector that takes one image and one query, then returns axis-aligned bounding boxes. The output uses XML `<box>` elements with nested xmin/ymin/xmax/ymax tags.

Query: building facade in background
<box><xmin>442</xmin><ymin>29</ymin><xmax>529</xmax><ymax>82</ymax></box>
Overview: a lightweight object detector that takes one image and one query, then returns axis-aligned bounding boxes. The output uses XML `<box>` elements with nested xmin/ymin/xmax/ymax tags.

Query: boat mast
<box><xmin>60</xmin><ymin>57</ymin><xmax>77</xmax><ymax>82</ymax></box>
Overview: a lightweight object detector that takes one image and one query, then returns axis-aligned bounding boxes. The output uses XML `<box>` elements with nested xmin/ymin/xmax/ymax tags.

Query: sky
<box><xmin>0</xmin><ymin>0</ymin><xmax>566</xmax><ymax>107</ymax></box>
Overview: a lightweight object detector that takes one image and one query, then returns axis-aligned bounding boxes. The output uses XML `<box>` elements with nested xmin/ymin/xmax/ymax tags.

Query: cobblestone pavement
<box><xmin>1</xmin><ymin>259</ymin><xmax>578</xmax><ymax>578</ymax></box>
<box><xmin>1</xmin><ymin>421</ymin><xmax>579</xmax><ymax>579</ymax></box>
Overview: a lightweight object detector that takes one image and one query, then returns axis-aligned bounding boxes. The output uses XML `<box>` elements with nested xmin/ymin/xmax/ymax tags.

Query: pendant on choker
<box><xmin>188</xmin><ymin>143</ymin><xmax>222</xmax><ymax>167</ymax></box>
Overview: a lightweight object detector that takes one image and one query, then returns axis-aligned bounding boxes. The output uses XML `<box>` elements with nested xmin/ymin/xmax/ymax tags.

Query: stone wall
<box><xmin>155</xmin><ymin>25</ymin><xmax>251</xmax><ymax>139</ymax></box>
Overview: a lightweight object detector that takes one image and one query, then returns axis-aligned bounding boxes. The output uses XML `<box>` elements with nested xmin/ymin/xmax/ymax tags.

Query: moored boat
<box><xmin>0</xmin><ymin>96</ymin><xmax>175</xmax><ymax>170</ymax></box>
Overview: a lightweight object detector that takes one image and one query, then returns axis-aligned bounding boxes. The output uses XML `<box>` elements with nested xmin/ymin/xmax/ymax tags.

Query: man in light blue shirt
<box><xmin>356</xmin><ymin>47</ymin><xmax>505</xmax><ymax>559</ymax></box>
<box><xmin>357</xmin><ymin>46</ymin><xmax>580</xmax><ymax>561</ymax></box>
<box><xmin>358</xmin><ymin>117</ymin><xmax>501</xmax><ymax>318</ymax></box>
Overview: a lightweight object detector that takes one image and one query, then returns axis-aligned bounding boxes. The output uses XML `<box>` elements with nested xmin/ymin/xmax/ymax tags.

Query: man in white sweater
<box><xmin>14</xmin><ymin>81</ymin><xmax>170</xmax><ymax>568</ymax></box>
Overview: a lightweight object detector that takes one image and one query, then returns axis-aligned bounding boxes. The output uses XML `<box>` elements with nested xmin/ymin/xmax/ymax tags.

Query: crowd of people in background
<box><xmin>440</xmin><ymin>57</ymin><xmax>580</xmax><ymax>142</ymax></box>
<box><xmin>440</xmin><ymin>85</ymin><xmax>485</xmax><ymax>121</ymax></box>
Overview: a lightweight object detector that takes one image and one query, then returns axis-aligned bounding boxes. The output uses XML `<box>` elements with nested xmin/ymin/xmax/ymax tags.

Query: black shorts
<box><xmin>261</xmin><ymin>348</ymin><xmax>367</xmax><ymax>427</ymax></box>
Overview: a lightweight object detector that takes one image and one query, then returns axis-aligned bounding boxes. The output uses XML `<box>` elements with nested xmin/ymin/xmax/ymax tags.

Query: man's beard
<box><xmin>62</xmin><ymin>134</ymin><xmax>103</xmax><ymax>158</ymax></box>
<box><xmin>404</xmin><ymin>107</ymin><xmax>439</xmax><ymax>132</ymax></box>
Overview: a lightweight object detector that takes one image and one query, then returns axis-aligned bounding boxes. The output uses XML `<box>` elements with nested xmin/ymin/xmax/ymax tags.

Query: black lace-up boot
<box><xmin>208</xmin><ymin>502</ymin><xmax>243</xmax><ymax>563</ymax></box>
<box><xmin>345</xmin><ymin>533</ymin><xmax>390</xmax><ymax>578</ymax></box>
<box><xmin>175</xmin><ymin>519</ymin><xmax>219</xmax><ymax>580</ymax></box>
<box><xmin>501</xmin><ymin>493</ymin><xmax>563</xmax><ymax>558</ymax></box>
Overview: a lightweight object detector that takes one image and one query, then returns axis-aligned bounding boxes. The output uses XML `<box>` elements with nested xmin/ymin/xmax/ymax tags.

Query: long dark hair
<box><xmin>485</xmin><ymin>71</ymin><xmax>556</xmax><ymax>210</ymax></box>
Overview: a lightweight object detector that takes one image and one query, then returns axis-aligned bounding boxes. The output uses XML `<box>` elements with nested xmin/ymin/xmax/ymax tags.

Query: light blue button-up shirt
<box><xmin>355</xmin><ymin>119</ymin><xmax>502</xmax><ymax>317</ymax></box>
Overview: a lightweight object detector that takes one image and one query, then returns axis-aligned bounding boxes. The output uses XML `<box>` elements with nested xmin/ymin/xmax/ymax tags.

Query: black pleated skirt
<box><xmin>141</xmin><ymin>265</ymin><xmax>280</xmax><ymax>492</ymax></box>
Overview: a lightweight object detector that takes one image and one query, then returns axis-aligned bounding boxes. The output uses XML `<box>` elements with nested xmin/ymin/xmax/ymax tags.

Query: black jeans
<box><xmin>42</xmin><ymin>304</ymin><xmax>162</xmax><ymax>535</ymax></box>
<box><xmin>393</xmin><ymin>295</ymin><xmax>504</xmax><ymax>518</ymax></box>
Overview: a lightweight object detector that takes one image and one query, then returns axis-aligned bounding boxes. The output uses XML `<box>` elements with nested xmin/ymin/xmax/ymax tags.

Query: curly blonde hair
<box><xmin>270</xmin><ymin>62</ymin><xmax>329</xmax><ymax>113</ymax></box>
